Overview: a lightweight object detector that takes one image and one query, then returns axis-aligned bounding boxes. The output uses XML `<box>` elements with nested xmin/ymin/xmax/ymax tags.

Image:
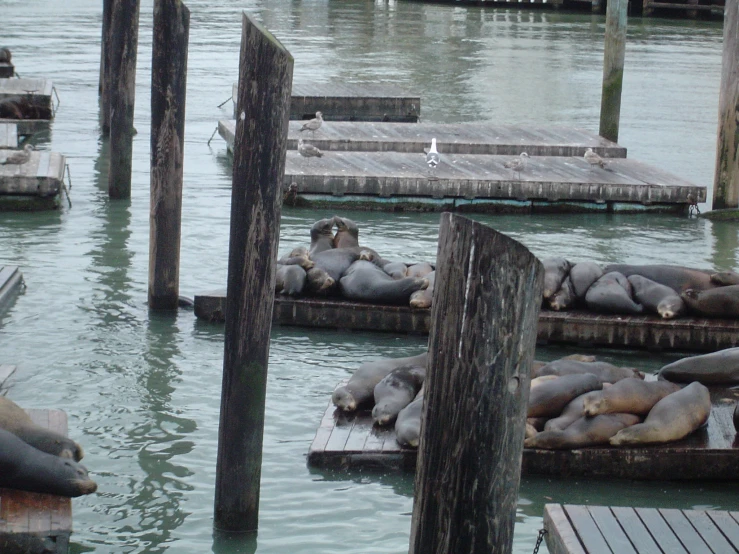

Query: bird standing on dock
<box><xmin>298</xmin><ymin>138</ymin><xmax>323</xmax><ymax>158</ymax></box>
<box><xmin>504</xmin><ymin>151</ymin><xmax>529</xmax><ymax>179</ymax></box>
<box><xmin>1</xmin><ymin>144</ymin><xmax>33</xmax><ymax>166</ymax></box>
<box><xmin>299</xmin><ymin>111</ymin><xmax>323</xmax><ymax>137</ymax></box>
<box><xmin>584</xmin><ymin>148</ymin><xmax>607</xmax><ymax>169</ymax></box>
<box><xmin>425</xmin><ymin>138</ymin><xmax>440</xmax><ymax>177</ymax></box>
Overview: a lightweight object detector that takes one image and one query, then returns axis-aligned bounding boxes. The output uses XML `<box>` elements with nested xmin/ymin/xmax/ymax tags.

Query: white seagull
<box><xmin>298</xmin><ymin>138</ymin><xmax>323</xmax><ymax>158</ymax></box>
<box><xmin>584</xmin><ymin>148</ymin><xmax>607</xmax><ymax>169</ymax></box>
<box><xmin>299</xmin><ymin>111</ymin><xmax>323</xmax><ymax>137</ymax></box>
<box><xmin>1</xmin><ymin>144</ymin><xmax>33</xmax><ymax>166</ymax></box>
<box><xmin>504</xmin><ymin>151</ymin><xmax>529</xmax><ymax>178</ymax></box>
<box><xmin>426</xmin><ymin>138</ymin><xmax>440</xmax><ymax>176</ymax></box>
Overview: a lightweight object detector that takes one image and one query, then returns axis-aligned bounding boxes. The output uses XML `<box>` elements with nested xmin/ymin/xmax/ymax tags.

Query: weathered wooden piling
<box><xmin>409</xmin><ymin>214</ymin><xmax>544</xmax><ymax>554</ymax></box>
<box><xmin>99</xmin><ymin>0</ymin><xmax>113</xmax><ymax>132</ymax></box>
<box><xmin>712</xmin><ymin>0</ymin><xmax>739</xmax><ymax>210</ymax></box>
<box><xmin>599</xmin><ymin>0</ymin><xmax>628</xmax><ymax>143</ymax></box>
<box><xmin>213</xmin><ymin>13</ymin><xmax>293</xmax><ymax>534</ymax></box>
<box><xmin>107</xmin><ymin>0</ymin><xmax>140</xmax><ymax>198</ymax></box>
<box><xmin>148</xmin><ymin>0</ymin><xmax>189</xmax><ymax>311</ymax></box>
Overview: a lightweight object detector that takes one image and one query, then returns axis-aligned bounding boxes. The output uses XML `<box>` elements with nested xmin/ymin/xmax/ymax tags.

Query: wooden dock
<box><xmin>307</xmin><ymin>384</ymin><xmax>739</xmax><ymax>480</ymax></box>
<box><xmin>218</xmin><ymin>119</ymin><xmax>627</xmax><ymax>157</ymax></box>
<box><xmin>232</xmin><ymin>82</ymin><xmax>420</xmax><ymax>122</ymax></box>
<box><xmin>0</xmin><ymin>266</ymin><xmax>24</xmax><ymax>315</ymax></box>
<box><xmin>0</xmin><ymin>122</ymin><xmax>18</xmax><ymax>149</ymax></box>
<box><xmin>0</xmin><ymin>118</ymin><xmax>51</xmax><ymax>137</ymax></box>
<box><xmin>0</xmin><ymin>62</ymin><xmax>14</xmax><ymax>78</ymax></box>
<box><xmin>0</xmin><ymin>151</ymin><xmax>66</xmax><ymax>210</ymax></box>
<box><xmin>643</xmin><ymin>0</ymin><xmax>724</xmax><ymax>17</ymax></box>
<box><xmin>193</xmin><ymin>293</ymin><xmax>739</xmax><ymax>352</ymax></box>
<box><xmin>0</xmin><ymin>78</ymin><xmax>54</xmax><ymax>120</ymax></box>
<box><xmin>0</xmin><ymin>409</ymin><xmax>72</xmax><ymax>553</ymax></box>
<box><xmin>544</xmin><ymin>504</ymin><xmax>739</xmax><ymax>554</ymax></box>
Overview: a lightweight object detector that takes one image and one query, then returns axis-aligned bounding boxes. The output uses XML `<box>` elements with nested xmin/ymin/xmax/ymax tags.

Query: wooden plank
<box><xmin>0</xmin><ymin>151</ymin><xmax>64</xmax><ymax>196</ymax></box>
<box><xmin>0</xmin><ymin>78</ymin><xmax>53</xmax><ymax>120</ymax></box>
<box><xmin>0</xmin><ymin>123</ymin><xmax>18</xmax><ymax>149</ymax></box>
<box><xmin>706</xmin><ymin>510</ymin><xmax>739</xmax><ymax>551</ymax></box>
<box><xmin>634</xmin><ymin>508</ymin><xmax>689</xmax><ymax>554</ymax></box>
<box><xmin>588</xmin><ymin>506</ymin><xmax>637</xmax><ymax>554</ymax></box>
<box><xmin>563</xmin><ymin>505</ymin><xmax>613</xmax><ymax>553</ymax></box>
<box><xmin>323</xmin><ymin>410</ymin><xmax>356</xmax><ymax>453</ymax></box>
<box><xmin>610</xmin><ymin>507</ymin><xmax>663</xmax><ymax>554</ymax></box>
<box><xmin>682</xmin><ymin>509</ymin><xmax>737</xmax><ymax>553</ymax></box>
<box><xmin>544</xmin><ymin>504</ymin><xmax>588</xmax><ymax>554</ymax></box>
<box><xmin>0</xmin><ymin>118</ymin><xmax>51</xmax><ymax>136</ymax></box>
<box><xmin>658</xmin><ymin>508</ymin><xmax>712</xmax><ymax>554</ymax></box>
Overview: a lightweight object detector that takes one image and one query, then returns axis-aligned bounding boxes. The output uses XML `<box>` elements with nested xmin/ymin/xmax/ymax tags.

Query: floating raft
<box><xmin>0</xmin><ymin>118</ymin><xmax>51</xmax><ymax>137</ymax></box>
<box><xmin>0</xmin><ymin>122</ymin><xmax>18</xmax><ymax>149</ymax></box>
<box><xmin>0</xmin><ymin>151</ymin><xmax>66</xmax><ymax>210</ymax></box>
<box><xmin>0</xmin><ymin>62</ymin><xmax>14</xmax><ymax>78</ymax></box>
<box><xmin>193</xmin><ymin>293</ymin><xmax>739</xmax><ymax>352</ymax></box>
<box><xmin>0</xmin><ymin>409</ymin><xmax>72</xmax><ymax>553</ymax></box>
<box><xmin>0</xmin><ymin>78</ymin><xmax>54</xmax><ymax>120</ymax></box>
<box><xmin>544</xmin><ymin>504</ymin><xmax>739</xmax><ymax>554</ymax></box>
<box><xmin>232</xmin><ymin>82</ymin><xmax>420</xmax><ymax>122</ymax></box>
<box><xmin>217</xmin><ymin>119</ymin><xmax>627</xmax><ymax>157</ymax></box>
<box><xmin>0</xmin><ymin>266</ymin><xmax>24</xmax><ymax>314</ymax></box>
<box><xmin>307</xmin><ymin>385</ymin><xmax>739</xmax><ymax>480</ymax></box>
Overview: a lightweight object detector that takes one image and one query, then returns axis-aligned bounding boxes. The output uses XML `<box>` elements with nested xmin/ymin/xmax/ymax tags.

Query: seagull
<box><xmin>504</xmin><ymin>151</ymin><xmax>529</xmax><ymax>179</ymax></box>
<box><xmin>584</xmin><ymin>148</ymin><xmax>607</xmax><ymax>169</ymax></box>
<box><xmin>1</xmin><ymin>144</ymin><xmax>33</xmax><ymax>165</ymax></box>
<box><xmin>298</xmin><ymin>138</ymin><xmax>323</xmax><ymax>158</ymax></box>
<box><xmin>425</xmin><ymin>138</ymin><xmax>440</xmax><ymax>176</ymax></box>
<box><xmin>299</xmin><ymin>111</ymin><xmax>323</xmax><ymax>137</ymax></box>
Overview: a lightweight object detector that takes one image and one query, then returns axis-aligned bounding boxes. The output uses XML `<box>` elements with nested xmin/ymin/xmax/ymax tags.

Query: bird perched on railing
<box><xmin>504</xmin><ymin>151</ymin><xmax>529</xmax><ymax>178</ymax></box>
<box><xmin>299</xmin><ymin>111</ymin><xmax>323</xmax><ymax>137</ymax></box>
<box><xmin>298</xmin><ymin>139</ymin><xmax>323</xmax><ymax>158</ymax></box>
<box><xmin>584</xmin><ymin>148</ymin><xmax>607</xmax><ymax>169</ymax></box>
<box><xmin>1</xmin><ymin>143</ymin><xmax>33</xmax><ymax>165</ymax></box>
<box><xmin>425</xmin><ymin>138</ymin><xmax>440</xmax><ymax>176</ymax></box>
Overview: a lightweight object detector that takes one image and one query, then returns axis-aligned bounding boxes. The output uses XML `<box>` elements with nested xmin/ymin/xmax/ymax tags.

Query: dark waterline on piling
<box><xmin>0</xmin><ymin>0</ymin><xmax>735</xmax><ymax>552</ymax></box>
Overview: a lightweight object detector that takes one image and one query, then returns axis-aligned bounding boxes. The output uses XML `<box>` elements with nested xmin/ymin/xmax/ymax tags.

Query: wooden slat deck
<box><xmin>0</xmin><ymin>78</ymin><xmax>54</xmax><ymax>120</ymax></box>
<box><xmin>0</xmin><ymin>266</ymin><xmax>24</xmax><ymax>315</ymax></box>
<box><xmin>0</xmin><ymin>151</ymin><xmax>65</xmax><ymax>210</ymax></box>
<box><xmin>0</xmin><ymin>409</ymin><xmax>72</xmax><ymax>553</ymax></box>
<box><xmin>307</xmin><ymin>384</ymin><xmax>739</xmax><ymax>479</ymax></box>
<box><xmin>194</xmin><ymin>292</ymin><xmax>739</xmax><ymax>352</ymax></box>
<box><xmin>0</xmin><ymin>122</ymin><xmax>18</xmax><ymax>149</ymax></box>
<box><xmin>544</xmin><ymin>504</ymin><xmax>739</xmax><ymax>554</ymax></box>
<box><xmin>218</xmin><ymin>119</ymin><xmax>627</xmax><ymax>157</ymax></box>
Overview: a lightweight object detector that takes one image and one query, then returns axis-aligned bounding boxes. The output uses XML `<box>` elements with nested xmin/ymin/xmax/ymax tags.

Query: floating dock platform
<box><xmin>0</xmin><ymin>122</ymin><xmax>18</xmax><ymax>149</ymax></box>
<box><xmin>0</xmin><ymin>62</ymin><xmax>14</xmax><ymax>78</ymax></box>
<box><xmin>0</xmin><ymin>118</ymin><xmax>51</xmax><ymax>137</ymax></box>
<box><xmin>0</xmin><ymin>151</ymin><xmax>66</xmax><ymax>210</ymax></box>
<box><xmin>0</xmin><ymin>78</ymin><xmax>53</xmax><ymax>120</ymax></box>
<box><xmin>0</xmin><ymin>266</ymin><xmax>24</xmax><ymax>314</ymax></box>
<box><xmin>232</xmin><ymin>82</ymin><xmax>420</xmax><ymax>122</ymax></box>
<box><xmin>307</xmin><ymin>384</ymin><xmax>739</xmax><ymax>480</ymax></box>
<box><xmin>218</xmin><ymin>119</ymin><xmax>627</xmax><ymax>157</ymax></box>
<box><xmin>0</xmin><ymin>409</ymin><xmax>73</xmax><ymax>553</ymax></box>
<box><xmin>544</xmin><ymin>504</ymin><xmax>739</xmax><ymax>554</ymax></box>
<box><xmin>193</xmin><ymin>293</ymin><xmax>739</xmax><ymax>352</ymax></box>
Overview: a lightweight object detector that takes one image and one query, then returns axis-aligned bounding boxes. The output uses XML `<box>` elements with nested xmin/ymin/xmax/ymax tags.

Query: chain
<box><xmin>532</xmin><ymin>528</ymin><xmax>547</xmax><ymax>554</ymax></box>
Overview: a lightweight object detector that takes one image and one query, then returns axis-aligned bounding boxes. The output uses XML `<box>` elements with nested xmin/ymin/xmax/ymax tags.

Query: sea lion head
<box><xmin>310</xmin><ymin>218</ymin><xmax>335</xmax><ymax>242</ymax></box>
<box><xmin>657</xmin><ymin>296</ymin><xmax>685</xmax><ymax>319</ymax></box>
<box><xmin>306</xmin><ymin>268</ymin><xmax>335</xmax><ymax>294</ymax></box>
<box><xmin>67</xmin><ymin>460</ymin><xmax>97</xmax><ymax>496</ymax></box>
<box><xmin>710</xmin><ymin>270</ymin><xmax>739</xmax><ymax>286</ymax></box>
<box><xmin>582</xmin><ymin>395</ymin><xmax>606</xmax><ymax>417</ymax></box>
<box><xmin>359</xmin><ymin>250</ymin><xmax>374</xmax><ymax>262</ymax></box>
<box><xmin>332</xmin><ymin>386</ymin><xmax>357</xmax><ymax>412</ymax></box>
<box><xmin>333</xmin><ymin>216</ymin><xmax>360</xmax><ymax>248</ymax></box>
<box><xmin>409</xmin><ymin>292</ymin><xmax>431</xmax><ymax>309</ymax></box>
<box><xmin>371</xmin><ymin>402</ymin><xmax>395</xmax><ymax>426</ymax></box>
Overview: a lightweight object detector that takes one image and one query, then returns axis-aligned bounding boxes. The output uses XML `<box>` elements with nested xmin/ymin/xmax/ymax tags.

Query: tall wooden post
<box><xmin>409</xmin><ymin>214</ymin><xmax>543</xmax><ymax>554</ymax></box>
<box><xmin>599</xmin><ymin>0</ymin><xmax>628</xmax><ymax>143</ymax></box>
<box><xmin>148</xmin><ymin>0</ymin><xmax>189</xmax><ymax>311</ymax></box>
<box><xmin>213</xmin><ymin>13</ymin><xmax>293</xmax><ymax>534</ymax></box>
<box><xmin>100</xmin><ymin>0</ymin><xmax>113</xmax><ymax>133</ymax></box>
<box><xmin>712</xmin><ymin>0</ymin><xmax>739</xmax><ymax>210</ymax></box>
<box><xmin>108</xmin><ymin>0</ymin><xmax>141</xmax><ymax>199</ymax></box>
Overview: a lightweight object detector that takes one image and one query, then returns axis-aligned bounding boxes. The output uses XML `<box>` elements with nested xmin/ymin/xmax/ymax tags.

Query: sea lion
<box><xmin>275</xmin><ymin>264</ymin><xmax>306</xmax><ymax>296</ymax></box>
<box><xmin>310</xmin><ymin>247</ymin><xmax>372</xmax><ymax>283</ymax></box>
<box><xmin>409</xmin><ymin>271</ymin><xmax>435</xmax><ymax>309</ymax></box>
<box><xmin>604</xmin><ymin>264</ymin><xmax>717</xmax><ymax>293</ymax></box>
<box><xmin>585</xmin><ymin>272</ymin><xmax>643</xmax><ymax>315</ymax></box>
<box><xmin>527</xmin><ymin>373</ymin><xmax>602</xmax><ymax>418</ymax></box>
<box><xmin>530</xmin><ymin>375</ymin><xmax>559</xmax><ymax>389</ymax></box>
<box><xmin>681</xmin><ymin>286</ymin><xmax>739</xmax><ymax>318</ymax></box>
<box><xmin>373</xmin><ymin>366</ymin><xmax>425</xmax><ymax>426</ymax></box>
<box><xmin>542</xmin><ymin>257</ymin><xmax>571</xmax><ymax>299</ymax></box>
<box><xmin>0</xmin><ymin>47</ymin><xmax>11</xmax><ymax>63</ymax></box>
<box><xmin>582</xmin><ymin>378</ymin><xmax>681</xmax><ymax>417</ymax></box>
<box><xmin>332</xmin><ymin>352</ymin><xmax>427</xmax><ymax>412</ymax></box>
<box><xmin>340</xmin><ymin>260</ymin><xmax>428</xmax><ymax>304</ymax></box>
<box><xmin>658</xmin><ymin>347</ymin><xmax>739</xmax><ymax>385</ymax></box>
<box><xmin>333</xmin><ymin>216</ymin><xmax>359</xmax><ymax>248</ymax></box>
<box><xmin>382</xmin><ymin>261</ymin><xmax>408</xmax><ymax>279</ymax></box>
<box><xmin>627</xmin><ymin>274</ymin><xmax>685</xmax><ymax>319</ymax></box>
<box><xmin>569</xmin><ymin>261</ymin><xmax>604</xmax><ymax>299</ymax></box>
<box><xmin>395</xmin><ymin>391</ymin><xmax>424</xmax><ymax>447</ymax></box>
<box><xmin>527</xmin><ymin>417</ymin><xmax>549</xmax><ymax>431</ymax></box>
<box><xmin>0</xmin><ymin>397</ymin><xmax>84</xmax><ymax>461</ymax></box>
<box><xmin>711</xmin><ymin>270</ymin><xmax>739</xmax><ymax>286</ymax></box>
<box><xmin>609</xmin><ymin>382</ymin><xmax>711</xmax><ymax>446</ymax></box>
<box><xmin>548</xmin><ymin>276</ymin><xmax>576</xmax><ymax>311</ymax></box>
<box><xmin>278</xmin><ymin>246</ymin><xmax>314</xmax><ymax>270</ymax></box>
<box><xmin>0</xmin><ymin>428</ymin><xmax>97</xmax><ymax>497</ymax></box>
<box><xmin>406</xmin><ymin>262</ymin><xmax>434</xmax><ymax>279</ymax></box>
<box><xmin>305</xmin><ymin>267</ymin><xmax>335</xmax><ymax>294</ymax></box>
<box><xmin>543</xmin><ymin>391</ymin><xmax>601</xmax><ymax>432</ymax></box>
<box><xmin>525</xmin><ymin>422</ymin><xmax>538</xmax><ymax>440</ymax></box>
<box><xmin>534</xmin><ymin>359</ymin><xmax>643</xmax><ymax>383</ymax></box>
<box><xmin>524</xmin><ymin>413</ymin><xmax>641</xmax><ymax>450</ymax></box>
<box><xmin>309</xmin><ymin>218</ymin><xmax>336</xmax><ymax>255</ymax></box>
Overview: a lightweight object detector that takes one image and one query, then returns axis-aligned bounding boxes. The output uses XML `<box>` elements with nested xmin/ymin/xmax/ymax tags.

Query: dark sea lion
<box><xmin>543</xmin><ymin>391</ymin><xmax>601</xmax><ymax>432</ymax></box>
<box><xmin>585</xmin><ymin>272</ymin><xmax>643</xmax><ymax>315</ymax></box>
<box><xmin>527</xmin><ymin>416</ymin><xmax>549</xmax><ymax>431</ymax></box>
<box><xmin>582</xmin><ymin>378</ymin><xmax>681</xmax><ymax>417</ymax></box>
<box><xmin>525</xmin><ymin>413</ymin><xmax>641</xmax><ymax>450</ymax></box>
<box><xmin>333</xmin><ymin>216</ymin><xmax>359</xmax><ymax>248</ymax></box>
<box><xmin>309</xmin><ymin>218</ymin><xmax>336</xmax><ymax>255</ymax></box>
<box><xmin>604</xmin><ymin>264</ymin><xmax>717</xmax><ymax>293</ymax></box>
<box><xmin>332</xmin><ymin>352</ymin><xmax>427</xmax><ymax>412</ymax></box>
<box><xmin>609</xmin><ymin>382</ymin><xmax>711</xmax><ymax>446</ymax></box>
<box><xmin>527</xmin><ymin>373</ymin><xmax>602</xmax><ymax>418</ymax></box>
<box><xmin>373</xmin><ymin>366</ymin><xmax>425</xmax><ymax>425</ymax></box>
<box><xmin>382</xmin><ymin>261</ymin><xmax>408</xmax><ymax>279</ymax></box>
<box><xmin>406</xmin><ymin>262</ymin><xmax>434</xmax><ymax>279</ymax></box>
<box><xmin>395</xmin><ymin>391</ymin><xmax>424</xmax><ymax>447</ymax></box>
<box><xmin>409</xmin><ymin>271</ymin><xmax>435</xmax><ymax>309</ymax></box>
<box><xmin>681</xmin><ymin>286</ymin><xmax>739</xmax><ymax>318</ymax></box>
<box><xmin>711</xmin><ymin>270</ymin><xmax>739</xmax><ymax>286</ymax></box>
<box><xmin>0</xmin><ymin>428</ymin><xmax>97</xmax><ymax>497</ymax></box>
<box><xmin>340</xmin><ymin>260</ymin><xmax>428</xmax><ymax>304</ymax></box>
<box><xmin>534</xmin><ymin>359</ymin><xmax>643</xmax><ymax>383</ymax></box>
<box><xmin>0</xmin><ymin>47</ymin><xmax>11</xmax><ymax>63</ymax></box>
<box><xmin>542</xmin><ymin>257</ymin><xmax>571</xmax><ymax>299</ymax></box>
<box><xmin>305</xmin><ymin>267</ymin><xmax>335</xmax><ymax>294</ymax></box>
<box><xmin>658</xmin><ymin>347</ymin><xmax>739</xmax><ymax>385</ymax></box>
<box><xmin>275</xmin><ymin>264</ymin><xmax>306</xmax><ymax>296</ymax></box>
<box><xmin>548</xmin><ymin>276</ymin><xmax>576</xmax><ymax>311</ymax></box>
<box><xmin>310</xmin><ymin>247</ymin><xmax>371</xmax><ymax>283</ymax></box>
<box><xmin>569</xmin><ymin>261</ymin><xmax>604</xmax><ymax>299</ymax></box>
<box><xmin>627</xmin><ymin>274</ymin><xmax>685</xmax><ymax>319</ymax></box>
<box><xmin>0</xmin><ymin>397</ymin><xmax>84</xmax><ymax>461</ymax></box>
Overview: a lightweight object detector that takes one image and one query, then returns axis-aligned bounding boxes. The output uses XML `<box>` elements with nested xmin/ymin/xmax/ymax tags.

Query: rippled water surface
<box><xmin>0</xmin><ymin>1</ymin><xmax>737</xmax><ymax>552</ymax></box>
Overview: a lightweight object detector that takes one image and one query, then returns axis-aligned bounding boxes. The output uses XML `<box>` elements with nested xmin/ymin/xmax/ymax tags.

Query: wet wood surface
<box><xmin>0</xmin><ymin>78</ymin><xmax>53</xmax><ymax>119</ymax></box>
<box><xmin>0</xmin><ymin>151</ymin><xmax>65</xmax><ymax>209</ymax></box>
<box><xmin>0</xmin><ymin>123</ymin><xmax>18</xmax><ymax>149</ymax></box>
<box><xmin>0</xmin><ymin>118</ymin><xmax>51</xmax><ymax>137</ymax></box>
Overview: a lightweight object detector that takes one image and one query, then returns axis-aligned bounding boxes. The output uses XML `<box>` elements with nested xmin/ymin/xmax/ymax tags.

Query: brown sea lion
<box><xmin>373</xmin><ymin>366</ymin><xmax>425</xmax><ymax>426</ymax></box>
<box><xmin>542</xmin><ymin>257</ymin><xmax>571</xmax><ymax>299</ymax></box>
<box><xmin>604</xmin><ymin>264</ymin><xmax>717</xmax><ymax>293</ymax></box>
<box><xmin>395</xmin><ymin>390</ymin><xmax>424</xmax><ymax>447</ymax></box>
<box><xmin>585</xmin><ymin>272</ymin><xmax>643</xmax><ymax>315</ymax></box>
<box><xmin>543</xmin><ymin>390</ymin><xmax>601</xmax><ymax>432</ymax></box>
<box><xmin>610</xmin><ymin>382</ymin><xmax>711</xmax><ymax>446</ymax></box>
<box><xmin>406</xmin><ymin>262</ymin><xmax>434</xmax><ymax>279</ymax></box>
<box><xmin>569</xmin><ymin>261</ymin><xmax>604</xmax><ymax>299</ymax></box>
<box><xmin>275</xmin><ymin>264</ymin><xmax>306</xmax><ymax>296</ymax></box>
<box><xmin>681</xmin><ymin>286</ymin><xmax>739</xmax><ymax>318</ymax></box>
<box><xmin>382</xmin><ymin>261</ymin><xmax>408</xmax><ymax>279</ymax></box>
<box><xmin>548</xmin><ymin>276</ymin><xmax>576</xmax><ymax>311</ymax></box>
<box><xmin>710</xmin><ymin>270</ymin><xmax>739</xmax><ymax>286</ymax></box>
<box><xmin>658</xmin><ymin>347</ymin><xmax>739</xmax><ymax>385</ymax></box>
<box><xmin>340</xmin><ymin>260</ymin><xmax>428</xmax><ymax>304</ymax></box>
<box><xmin>527</xmin><ymin>373</ymin><xmax>602</xmax><ymax>418</ymax></box>
<box><xmin>333</xmin><ymin>216</ymin><xmax>359</xmax><ymax>249</ymax></box>
<box><xmin>582</xmin><ymin>378</ymin><xmax>681</xmax><ymax>417</ymax></box>
<box><xmin>309</xmin><ymin>218</ymin><xmax>336</xmax><ymax>255</ymax></box>
<box><xmin>0</xmin><ymin>47</ymin><xmax>11</xmax><ymax>63</ymax></box>
<box><xmin>524</xmin><ymin>413</ymin><xmax>641</xmax><ymax>450</ymax></box>
<box><xmin>305</xmin><ymin>267</ymin><xmax>335</xmax><ymax>294</ymax></box>
<box><xmin>627</xmin><ymin>274</ymin><xmax>685</xmax><ymax>319</ymax></box>
<box><xmin>310</xmin><ymin>247</ymin><xmax>372</xmax><ymax>283</ymax></box>
<box><xmin>534</xmin><ymin>359</ymin><xmax>643</xmax><ymax>383</ymax></box>
<box><xmin>409</xmin><ymin>271</ymin><xmax>435</xmax><ymax>309</ymax></box>
<box><xmin>278</xmin><ymin>246</ymin><xmax>314</xmax><ymax>270</ymax></box>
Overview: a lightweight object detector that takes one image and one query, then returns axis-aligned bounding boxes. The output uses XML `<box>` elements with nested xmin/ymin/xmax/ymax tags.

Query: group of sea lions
<box><xmin>276</xmin><ymin>216</ymin><xmax>434</xmax><ymax>307</ymax></box>
<box><xmin>0</xmin><ymin>396</ymin><xmax>97</xmax><ymax>497</ymax></box>
<box><xmin>541</xmin><ymin>259</ymin><xmax>739</xmax><ymax>319</ymax></box>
